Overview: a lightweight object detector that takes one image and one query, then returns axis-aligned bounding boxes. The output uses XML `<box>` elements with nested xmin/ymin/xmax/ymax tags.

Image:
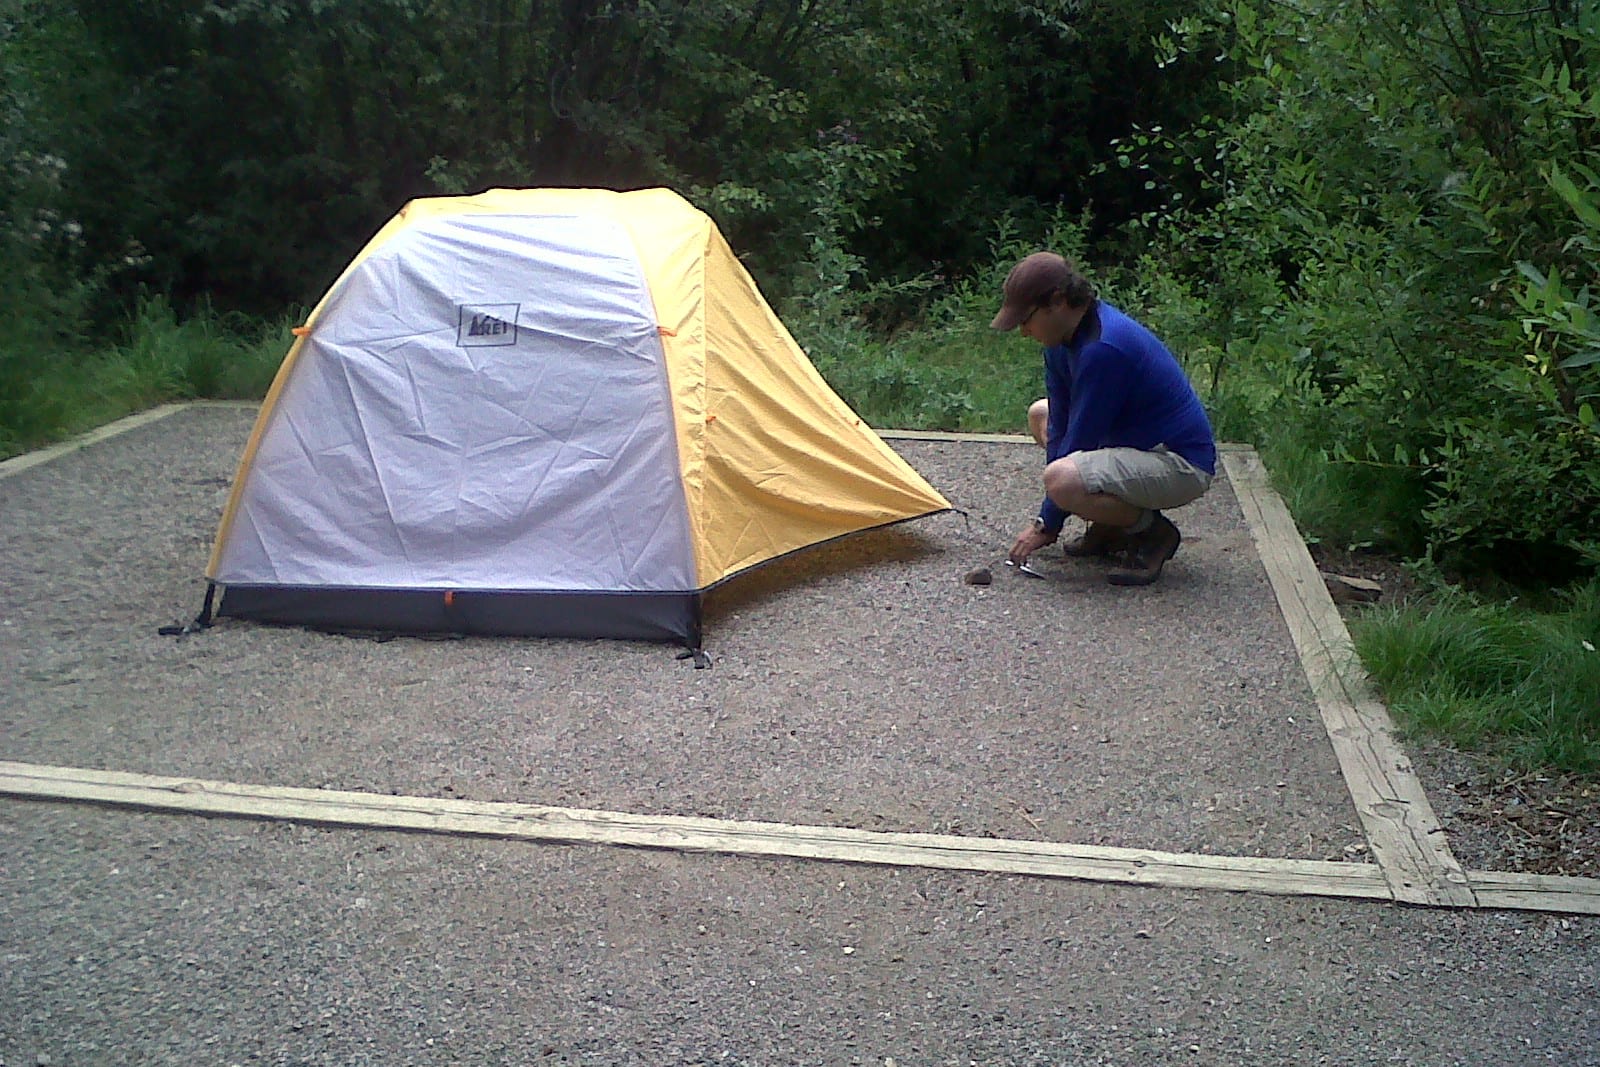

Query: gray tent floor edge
<box><xmin>217</xmin><ymin>585</ymin><xmax>702</xmax><ymax>645</ymax></box>
<box><xmin>212</xmin><ymin>509</ymin><xmax>955</xmax><ymax>648</ymax></box>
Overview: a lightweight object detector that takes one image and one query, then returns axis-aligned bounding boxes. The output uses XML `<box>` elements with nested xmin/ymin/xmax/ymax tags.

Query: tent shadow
<box><xmin>702</xmin><ymin>525</ymin><xmax>942</xmax><ymax>621</ymax></box>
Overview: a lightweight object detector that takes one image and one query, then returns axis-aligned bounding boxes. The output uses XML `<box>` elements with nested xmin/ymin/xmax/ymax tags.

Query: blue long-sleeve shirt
<box><xmin>1038</xmin><ymin>301</ymin><xmax>1217</xmax><ymax>532</ymax></box>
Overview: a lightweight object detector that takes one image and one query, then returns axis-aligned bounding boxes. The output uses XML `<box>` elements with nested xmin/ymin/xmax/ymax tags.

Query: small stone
<box><xmin>963</xmin><ymin>567</ymin><xmax>993</xmax><ymax>586</ymax></box>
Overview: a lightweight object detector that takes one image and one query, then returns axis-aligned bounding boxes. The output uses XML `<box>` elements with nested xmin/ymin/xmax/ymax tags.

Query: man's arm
<box><xmin>1036</xmin><ymin>347</ymin><xmax>1073</xmax><ymax>533</ymax></box>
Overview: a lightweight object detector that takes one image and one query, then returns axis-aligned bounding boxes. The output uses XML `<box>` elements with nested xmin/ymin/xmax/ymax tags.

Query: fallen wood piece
<box><xmin>1323</xmin><ymin>572</ymin><xmax>1384</xmax><ymax>605</ymax></box>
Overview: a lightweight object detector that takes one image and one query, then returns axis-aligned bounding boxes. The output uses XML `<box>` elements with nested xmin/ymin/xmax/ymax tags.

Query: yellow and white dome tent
<box><xmin>200</xmin><ymin>187</ymin><xmax>950</xmax><ymax>649</ymax></box>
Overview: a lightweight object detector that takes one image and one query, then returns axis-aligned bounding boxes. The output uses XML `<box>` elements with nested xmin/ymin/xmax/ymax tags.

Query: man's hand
<box><xmin>1009</xmin><ymin>519</ymin><xmax>1058</xmax><ymax>565</ymax></box>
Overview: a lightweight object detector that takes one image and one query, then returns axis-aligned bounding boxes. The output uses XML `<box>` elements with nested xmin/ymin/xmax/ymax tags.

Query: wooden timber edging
<box><xmin>0</xmin><ymin>760</ymin><xmax>1393</xmax><ymax>903</ymax></box>
<box><xmin>876</xmin><ymin>431</ymin><xmax>1259</xmax><ymax>448</ymax></box>
<box><xmin>879</xmin><ymin>429</ymin><xmax>1034</xmax><ymax>444</ymax></box>
<box><xmin>1220</xmin><ymin>448</ymin><xmax>1479</xmax><ymax>908</ymax></box>
<box><xmin>1464</xmin><ymin>870</ymin><xmax>1600</xmax><ymax>915</ymax></box>
<box><xmin>5</xmin><ymin>761</ymin><xmax>1598</xmax><ymax>914</ymax></box>
<box><xmin>0</xmin><ymin>400</ymin><xmax>259</xmax><ymax>482</ymax></box>
<box><xmin>0</xmin><ymin>403</ymin><xmax>192</xmax><ymax>480</ymax></box>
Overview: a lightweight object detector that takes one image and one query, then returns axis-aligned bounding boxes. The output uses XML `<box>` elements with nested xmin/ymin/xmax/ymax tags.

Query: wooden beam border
<box><xmin>0</xmin><ymin>403</ymin><xmax>191</xmax><ymax>480</ymax></box>
<box><xmin>0</xmin><ymin>760</ymin><xmax>1392</xmax><ymax>902</ymax></box>
<box><xmin>7</xmin><ymin>760</ymin><xmax>1599</xmax><ymax>913</ymax></box>
<box><xmin>879</xmin><ymin>429</ymin><xmax>1034</xmax><ymax>444</ymax></box>
<box><xmin>1221</xmin><ymin>448</ymin><xmax>1479</xmax><ymax>907</ymax></box>
<box><xmin>877</xmin><ymin>431</ymin><xmax>1258</xmax><ymax>448</ymax></box>
<box><xmin>1464</xmin><ymin>871</ymin><xmax>1600</xmax><ymax>916</ymax></box>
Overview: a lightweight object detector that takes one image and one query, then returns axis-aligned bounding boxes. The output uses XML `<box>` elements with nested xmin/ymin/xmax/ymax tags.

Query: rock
<box><xmin>1322</xmin><ymin>571</ymin><xmax>1382</xmax><ymax>604</ymax></box>
<box><xmin>963</xmin><ymin>567</ymin><xmax>993</xmax><ymax>586</ymax></box>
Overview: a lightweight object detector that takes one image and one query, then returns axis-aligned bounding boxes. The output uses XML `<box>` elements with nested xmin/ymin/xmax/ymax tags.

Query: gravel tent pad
<box><xmin>6</xmin><ymin>405</ymin><xmax>1600</xmax><ymax>1067</ymax></box>
<box><xmin>2</xmin><ymin>405</ymin><xmax>1361</xmax><ymax>862</ymax></box>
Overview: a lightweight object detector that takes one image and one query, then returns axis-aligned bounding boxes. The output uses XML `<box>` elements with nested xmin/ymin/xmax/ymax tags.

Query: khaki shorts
<box><xmin>1071</xmin><ymin>446</ymin><xmax>1212</xmax><ymax>511</ymax></box>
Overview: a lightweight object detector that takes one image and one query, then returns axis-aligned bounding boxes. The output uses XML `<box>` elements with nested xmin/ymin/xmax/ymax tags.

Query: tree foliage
<box><xmin>1114</xmin><ymin>0</ymin><xmax>1599</xmax><ymax>577</ymax></box>
<box><xmin>2</xmin><ymin>0</ymin><xmax>1596</xmax><ymax>582</ymax></box>
<box><xmin>2</xmin><ymin>0</ymin><xmax>1220</xmax><ymax>311</ymax></box>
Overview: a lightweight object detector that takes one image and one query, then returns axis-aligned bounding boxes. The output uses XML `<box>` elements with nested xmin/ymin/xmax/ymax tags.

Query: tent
<box><xmin>199</xmin><ymin>187</ymin><xmax>950</xmax><ymax>649</ymax></box>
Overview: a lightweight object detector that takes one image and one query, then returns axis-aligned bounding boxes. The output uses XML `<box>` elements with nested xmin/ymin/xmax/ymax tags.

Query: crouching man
<box><xmin>993</xmin><ymin>252</ymin><xmax>1216</xmax><ymax>586</ymax></box>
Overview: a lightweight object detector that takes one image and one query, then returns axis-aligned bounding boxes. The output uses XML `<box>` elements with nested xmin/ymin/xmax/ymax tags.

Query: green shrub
<box><xmin>0</xmin><ymin>345</ymin><xmax>78</xmax><ymax>457</ymax></box>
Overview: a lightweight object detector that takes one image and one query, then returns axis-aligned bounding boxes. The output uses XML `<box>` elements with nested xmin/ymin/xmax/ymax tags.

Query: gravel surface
<box><xmin>2</xmin><ymin>404</ymin><xmax>1596</xmax><ymax>1065</ymax></box>
<box><xmin>2</xmin><ymin>805</ymin><xmax>1597</xmax><ymax>1066</ymax></box>
<box><xmin>2</xmin><ymin>406</ymin><xmax>1357</xmax><ymax>860</ymax></box>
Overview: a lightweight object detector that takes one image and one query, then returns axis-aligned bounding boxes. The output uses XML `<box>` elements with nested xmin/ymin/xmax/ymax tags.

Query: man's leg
<box><xmin>1044</xmin><ymin>449</ymin><xmax>1209</xmax><ymax>585</ymax></box>
<box><xmin>1031</xmin><ymin>403</ymin><xmax>1130</xmax><ymax>556</ymax></box>
<box><xmin>1042</xmin><ymin>456</ymin><xmax>1144</xmax><ymax>526</ymax></box>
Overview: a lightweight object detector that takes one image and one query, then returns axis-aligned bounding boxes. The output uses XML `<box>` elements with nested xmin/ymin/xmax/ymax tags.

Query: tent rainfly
<box><xmin>196</xmin><ymin>187</ymin><xmax>951</xmax><ymax>651</ymax></box>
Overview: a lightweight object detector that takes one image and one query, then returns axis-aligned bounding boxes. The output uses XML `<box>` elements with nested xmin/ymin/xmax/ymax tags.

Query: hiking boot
<box><xmin>1108</xmin><ymin>513</ymin><xmax>1181</xmax><ymax>586</ymax></box>
<box><xmin>1061</xmin><ymin>521</ymin><xmax>1131</xmax><ymax>558</ymax></box>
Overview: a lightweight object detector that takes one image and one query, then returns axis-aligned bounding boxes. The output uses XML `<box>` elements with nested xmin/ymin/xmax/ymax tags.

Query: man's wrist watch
<box><xmin>1031</xmin><ymin>517</ymin><xmax>1051</xmax><ymax>534</ymax></box>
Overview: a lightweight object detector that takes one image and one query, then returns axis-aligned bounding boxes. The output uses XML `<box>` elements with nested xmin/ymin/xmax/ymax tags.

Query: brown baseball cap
<box><xmin>990</xmin><ymin>252</ymin><xmax>1072</xmax><ymax>330</ymax></box>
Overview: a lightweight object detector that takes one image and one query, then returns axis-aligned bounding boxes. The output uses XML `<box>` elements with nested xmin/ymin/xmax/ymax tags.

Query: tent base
<box><xmin>217</xmin><ymin>585</ymin><xmax>702</xmax><ymax>646</ymax></box>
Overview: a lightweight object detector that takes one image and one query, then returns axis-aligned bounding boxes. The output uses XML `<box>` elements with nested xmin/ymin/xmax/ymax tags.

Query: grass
<box><xmin>804</xmin><ymin>323</ymin><xmax>1040</xmax><ymax>434</ymax></box>
<box><xmin>1255</xmin><ymin>428</ymin><xmax>1430</xmax><ymax>557</ymax></box>
<box><xmin>0</xmin><ymin>297</ymin><xmax>291</xmax><ymax>461</ymax></box>
<box><xmin>1351</xmin><ymin>580</ymin><xmax>1600</xmax><ymax>774</ymax></box>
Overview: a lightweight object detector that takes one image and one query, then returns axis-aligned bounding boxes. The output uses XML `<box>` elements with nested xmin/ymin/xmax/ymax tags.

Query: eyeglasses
<box><xmin>1019</xmin><ymin>301</ymin><xmax>1047</xmax><ymax>328</ymax></box>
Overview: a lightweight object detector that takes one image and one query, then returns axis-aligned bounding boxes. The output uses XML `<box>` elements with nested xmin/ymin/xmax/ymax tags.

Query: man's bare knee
<box><xmin>1044</xmin><ymin>456</ymin><xmax>1140</xmax><ymax>526</ymax></box>
<box><xmin>1043</xmin><ymin>460</ymin><xmax>1081</xmax><ymax>508</ymax></box>
<box><xmin>1027</xmin><ymin>398</ymin><xmax>1049</xmax><ymax>448</ymax></box>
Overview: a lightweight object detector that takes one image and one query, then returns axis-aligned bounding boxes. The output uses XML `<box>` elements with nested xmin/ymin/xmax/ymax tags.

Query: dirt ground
<box><xmin>2</xmin><ymin>405</ymin><xmax>1597</xmax><ymax>1066</ymax></box>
